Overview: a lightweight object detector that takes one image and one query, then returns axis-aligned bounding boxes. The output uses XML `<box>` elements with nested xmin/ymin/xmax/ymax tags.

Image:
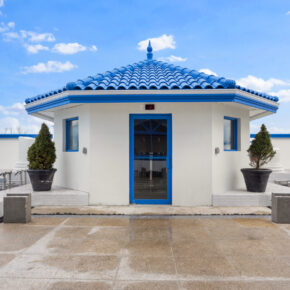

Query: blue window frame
<box><xmin>65</xmin><ymin>117</ymin><xmax>79</xmax><ymax>152</ymax></box>
<box><xmin>224</xmin><ymin>116</ymin><xmax>238</xmax><ymax>151</ymax></box>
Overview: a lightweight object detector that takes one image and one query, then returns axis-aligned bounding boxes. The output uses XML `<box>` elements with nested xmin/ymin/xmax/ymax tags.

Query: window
<box><xmin>224</xmin><ymin>117</ymin><xmax>238</xmax><ymax>151</ymax></box>
<box><xmin>66</xmin><ymin>117</ymin><xmax>79</xmax><ymax>151</ymax></box>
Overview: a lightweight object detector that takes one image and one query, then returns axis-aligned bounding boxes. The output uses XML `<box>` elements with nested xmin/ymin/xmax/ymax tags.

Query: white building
<box><xmin>24</xmin><ymin>42</ymin><xmax>279</xmax><ymax>206</ymax></box>
<box><xmin>0</xmin><ymin>134</ymin><xmax>36</xmax><ymax>170</ymax></box>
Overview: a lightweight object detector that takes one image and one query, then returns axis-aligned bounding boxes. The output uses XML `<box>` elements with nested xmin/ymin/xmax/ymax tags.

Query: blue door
<box><xmin>130</xmin><ymin>114</ymin><xmax>172</xmax><ymax>204</ymax></box>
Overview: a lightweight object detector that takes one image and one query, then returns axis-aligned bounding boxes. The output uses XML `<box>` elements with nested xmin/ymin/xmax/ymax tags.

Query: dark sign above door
<box><xmin>145</xmin><ymin>104</ymin><xmax>155</xmax><ymax>110</ymax></box>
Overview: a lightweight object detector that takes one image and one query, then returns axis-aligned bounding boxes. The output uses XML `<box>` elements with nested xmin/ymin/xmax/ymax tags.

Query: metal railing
<box><xmin>274</xmin><ymin>180</ymin><xmax>290</xmax><ymax>187</ymax></box>
<box><xmin>0</xmin><ymin>169</ymin><xmax>29</xmax><ymax>191</ymax></box>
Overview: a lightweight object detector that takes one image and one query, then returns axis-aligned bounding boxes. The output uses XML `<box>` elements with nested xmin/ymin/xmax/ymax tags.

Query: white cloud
<box><xmin>0</xmin><ymin>21</ymin><xmax>96</xmax><ymax>56</ymax></box>
<box><xmin>25</xmin><ymin>44</ymin><xmax>49</xmax><ymax>54</ymax></box>
<box><xmin>251</xmin><ymin>123</ymin><xmax>290</xmax><ymax>134</ymax></box>
<box><xmin>158</xmin><ymin>55</ymin><xmax>187</xmax><ymax>62</ymax></box>
<box><xmin>0</xmin><ymin>102</ymin><xmax>24</xmax><ymax>116</ymax></box>
<box><xmin>90</xmin><ymin>45</ymin><xmax>98</xmax><ymax>51</ymax></box>
<box><xmin>0</xmin><ymin>117</ymin><xmax>20</xmax><ymax>131</ymax></box>
<box><xmin>11</xmin><ymin>102</ymin><xmax>25</xmax><ymax>110</ymax></box>
<box><xmin>138</xmin><ymin>34</ymin><xmax>176</xmax><ymax>51</ymax></box>
<box><xmin>237</xmin><ymin>75</ymin><xmax>288</xmax><ymax>92</ymax></box>
<box><xmin>7</xmin><ymin>21</ymin><xmax>14</xmax><ymax>28</ymax></box>
<box><xmin>52</xmin><ymin>42</ymin><xmax>87</xmax><ymax>54</ymax></box>
<box><xmin>22</xmin><ymin>61</ymin><xmax>77</xmax><ymax>74</ymax></box>
<box><xmin>0</xmin><ymin>0</ymin><xmax>5</xmax><ymax>7</ymax></box>
<box><xmin>52</xmin><ymin>42</ymin><xmax>98</xmax><ymax>54</ymax></box>
<box><xmin>286</xmin><ymin>11</ymin><xmax>290</xmax><ymax>16</ymax></box>
<box><xmin>0</xmin><ymin>102</ymin><xmax>53</xmax><ymax>133</ymax></box>
<box><xmin>0</xmin><ymin>116</ymin><xmax>52</xmax><ymax>134</ymax></box>
<box><xmin>268</xmin><ymin>127</ymin><xmax>290</xmax><ymax>133</ymax></box>
<box><xmin>0</xmin><ymin>23</ymin><xmax>55</xmax><ymax>43</ymax></box>
<box><xmin>166</xmin><ymin>55</ymin><xmax>186</xmax><ymax>62</ymax></box>
<box><xmin>3</xmin><ymin>31</ymin><xmax>19</xmax><ymax>41</ymax></box>
<box><xmin>0</xmin><ymin>21</ymin><xmax>15</xmax><ymax>33</ymax></box>
<box><xmin>199</xmin><ymin>68</ymin><xmax>218</xmax><ymax>76</ymax></box>
<box><xmin>270</xmin><ymin>89</ymin><xmax>290</xmax><ymax>102</ymax></box>
<box><xmin>20</xmin><ymin>30</ymin><xmax>55</xmax><ymax>42</ymax></box>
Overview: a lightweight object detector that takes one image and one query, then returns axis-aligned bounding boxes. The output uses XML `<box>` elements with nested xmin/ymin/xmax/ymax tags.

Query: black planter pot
<box><xmin>241</xmin><ymin>168</ymin><xmax>272</xmax><ymax>193</ymax></box>
<box><xmin>27</xmin><ymin>169</ymin><xmax>57</xmax><ymax>191</ymax></box>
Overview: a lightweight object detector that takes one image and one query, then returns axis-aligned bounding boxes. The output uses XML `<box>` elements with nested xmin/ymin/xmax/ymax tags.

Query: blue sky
<box><xmin>0</xmin><ymin>0</ymin><xmax>290</xmax><ymax>133</ymax></box>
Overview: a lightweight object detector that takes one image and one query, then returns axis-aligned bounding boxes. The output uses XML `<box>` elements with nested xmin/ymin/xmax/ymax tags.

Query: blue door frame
<box><xmin>129</xmin><ymin>114</ymin><xmax>172</xmax><ymax>204</ymax></box>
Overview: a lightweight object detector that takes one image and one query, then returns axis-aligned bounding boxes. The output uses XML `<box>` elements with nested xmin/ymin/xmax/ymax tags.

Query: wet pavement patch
<box><xmin>0</xmin><ymin>216</ymin><xmax>290</xmax><ymax>289</ymax></box>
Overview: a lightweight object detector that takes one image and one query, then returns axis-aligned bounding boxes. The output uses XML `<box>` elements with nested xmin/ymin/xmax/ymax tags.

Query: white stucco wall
<box><xmin>0</xmin><ymin>139</ymin><xmax>19</xmax><ymax>169</ymax></box>
<box><xmin>54</xmin><ymin>105</ymin><xmax>90</xmax><ymax>192</ymax></box>
<box><xmin>211</xmin><ymin>103</ymin><xmax>250</xmax><ymax>195</ymax></box>
<box><xmin>88</xmin><ymin>103</ymin><xmax>213</xmax><ymax>206</ymax></box>
<box><xmin>53</xmin><ymin>102</ymin><xmax>251</xmax><ymax>205</ymax></box>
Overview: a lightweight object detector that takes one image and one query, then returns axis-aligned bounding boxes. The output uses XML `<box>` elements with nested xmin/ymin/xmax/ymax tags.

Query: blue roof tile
<box><xmin>25</xmin><ymin>44</ymin><xmax>278</xmax><ymax>104</ymax></box>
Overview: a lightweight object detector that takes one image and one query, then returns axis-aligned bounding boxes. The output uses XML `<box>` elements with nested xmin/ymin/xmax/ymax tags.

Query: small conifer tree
<box><xmin>27</xmin><ymin>123</ymin><xmax>56</xmax><ymax>170</ymax></box>
<box><xmin>248</xmin><ymin>124</ymin><xmax>276</xmax><ymax>169</ymax></box>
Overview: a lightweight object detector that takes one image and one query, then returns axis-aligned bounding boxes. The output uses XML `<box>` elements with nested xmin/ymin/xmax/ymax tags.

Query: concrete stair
<box><xmin>0</xmin><ymin>184</ymin><xmax>89</xmax><ymax>218</ymax></box>
<box><xmin>213</xmin><ymin>182</ymin><xmax>290</xmax><ymax>207</ymax></box>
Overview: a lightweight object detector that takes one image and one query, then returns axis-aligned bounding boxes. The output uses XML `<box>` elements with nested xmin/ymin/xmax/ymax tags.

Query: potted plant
<box><xmin>27</xmin><ymin>123</ymin><xmax>56</xmax><ymax>191</ymax></box>
<box><xmin>241</xmin><ymin>124</ymin><xmax>276</xmax><ymax>192</ymax></box>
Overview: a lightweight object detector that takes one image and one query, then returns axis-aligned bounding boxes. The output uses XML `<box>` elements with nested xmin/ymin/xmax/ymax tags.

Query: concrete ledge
<box><xmin>213</xmin><ymin>191</ymin><xmax>271</xmax><ymax>207</ymax></box>
<box><xmin>31</xmin><ymin>205</ymin><xmax>271</xmax><ymax>216</ymax></box>
<box><xmin>1</xmin><ymin>184</ymin><xmax>89</xmax><ymax>207</ymax></box>
<box><xmin>213</xmin><ymin>182</ymin><xmax>290</xmax><ymax>207</ymax></box>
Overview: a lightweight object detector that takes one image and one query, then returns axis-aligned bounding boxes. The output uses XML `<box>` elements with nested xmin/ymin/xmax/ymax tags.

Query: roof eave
<box><xmin>25</xmin><ymin>88</ymin><xmax>278</xmax><ymax>120</ymax></box>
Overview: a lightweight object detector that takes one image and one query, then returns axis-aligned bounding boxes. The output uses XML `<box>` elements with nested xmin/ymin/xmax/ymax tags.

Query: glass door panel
<box><xmin>133</xmin><ymin>119</ymin><xmax>168</xmax><ymax>200</ymax></box>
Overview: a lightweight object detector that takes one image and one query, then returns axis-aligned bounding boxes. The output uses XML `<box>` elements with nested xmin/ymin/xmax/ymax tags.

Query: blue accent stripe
<box><xmin>26</xmin><ymin>93</ymin><xmax>278</xmax><ymax>114</ymax></box>
<box><xmin>0</xmin><ymin>134</ymin><xmax>38</xmax><ymax>139</ymax></box>
<box><xmin>129</xmin><ymin>114</ymin><xmax>172</xmax><ymax>205</ymax></box>
<box><xmin>250</xmin><ymin>134</ymin><xmax>290</xmax><ymax>138</ymax></box>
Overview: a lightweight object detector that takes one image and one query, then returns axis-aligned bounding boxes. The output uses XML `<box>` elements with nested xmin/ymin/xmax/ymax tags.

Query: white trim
<box><xmin>33</xmin><ymin>112</ymin><xmax>54</xmax><ymax>122</ymax></box>
<box><xmin>25</xmin><ymin>88</ymin><xmax>279</xmax><ymax>109</ymax></box>
<box><xmin>250</xmin><ymin>111</ymin><xmax>273</xmax><ymax>121</ymax></box>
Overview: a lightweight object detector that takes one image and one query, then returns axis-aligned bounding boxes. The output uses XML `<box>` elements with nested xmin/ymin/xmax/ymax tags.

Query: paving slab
<box><xmin>0</xmin><ymin>215</ymin><xmax>289</xmax><ymax>289</ymax></box>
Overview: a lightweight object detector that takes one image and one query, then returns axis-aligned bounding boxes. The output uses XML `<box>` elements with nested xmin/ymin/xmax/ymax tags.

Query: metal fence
<box><xmin>0</xmin><ymin>170</ymin><xmax>29</xmax><ymax>191</ymax></box>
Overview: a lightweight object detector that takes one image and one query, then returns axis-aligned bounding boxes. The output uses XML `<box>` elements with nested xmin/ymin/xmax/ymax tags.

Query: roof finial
<box><xmin>147</xmin><ymin>40</ymin><xmax>153</xmax><ymax>60</ymax></box>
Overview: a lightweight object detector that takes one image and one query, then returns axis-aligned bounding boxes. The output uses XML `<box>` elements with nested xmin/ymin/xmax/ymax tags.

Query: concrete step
<box><xmin>213</xmin><ymin>182</ymin><xmax>290</xmax><ymax>207</ymax></box>
<box><xmin>213</xmin><ymin>191</ymin><xmax>271</xmax><ymax>207</ymax></box>
<box><xmin>0</xmin><ymin>184</ymin><xmax>89</xmax><ymax>208</ymax></box>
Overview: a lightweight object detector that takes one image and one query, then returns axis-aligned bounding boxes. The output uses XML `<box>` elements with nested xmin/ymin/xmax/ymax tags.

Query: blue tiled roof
<box><xmin>25</xmin><ymin>44</ymin><xmax>278</xmax><ymax>104</ymax></box>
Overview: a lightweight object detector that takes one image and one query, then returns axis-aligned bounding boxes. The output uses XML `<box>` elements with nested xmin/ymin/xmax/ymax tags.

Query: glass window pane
<box><xmin>224</xmin><ymin>118</ymin><xmax>236</xmax><ymax>150</ymax></box>
<box><xmin>67</xmin><ymin>119</ymin><xmax>79</xmax><ymax>151</ymax></box>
